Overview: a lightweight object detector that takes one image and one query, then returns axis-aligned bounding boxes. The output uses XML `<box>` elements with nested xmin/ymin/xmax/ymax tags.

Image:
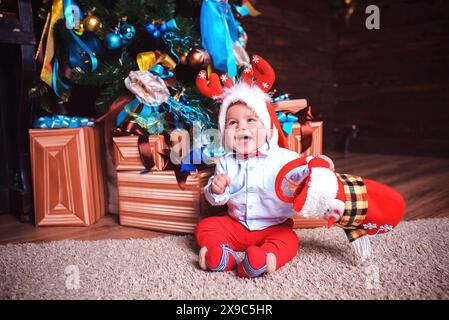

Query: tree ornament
<box><xmin>152</xmin><ymin>29</ymin><xmax>162</xmax><ymax>39</ymax></box>
<box><xmin>187</xmin><ymin>49</ymin><xmax>211</xmax><ymax>69</ymax></box>
<box><xmin>145</xmin><ymin>22</ymin><xmax>156</xmax><ymax>33</ymax></box>
<box><xmin>180</xmin><ymin>51</ymin><xmax>190</xmax><ymax>65</ymax></box>
<box><xmin>83</xmin><ymin>14</ymin><xmax>102</xmax><ymax>33</ymax></box>
<box><xmin>119</xmin><ymin>22</ymin><xmax>136</xmax><ymax>46</ymax></box>
<box><xmin>145</xmin><ymin>19</ymin><xmax>179</xmax><ymax>40</ymax></box>
<box><xmin>159</xmin><ymin>23</ymin><xmax>168</xmax><ymax>33</ymax></box>
<box><xmin>104</xmin><ymin>31</ymin><xmax>121</xmax><ymax>50</ymax></box>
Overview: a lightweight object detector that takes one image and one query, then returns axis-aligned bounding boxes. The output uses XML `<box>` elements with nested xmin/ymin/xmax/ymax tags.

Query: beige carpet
<box><xmin>1</xmin><ymin>218</ymin><xmax>448</xmax><ymax>300</ymax></box>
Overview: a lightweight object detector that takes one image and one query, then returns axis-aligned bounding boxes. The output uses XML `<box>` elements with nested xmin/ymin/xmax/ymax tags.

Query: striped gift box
<box><xmin>117</xmin><ymin>167</ymin><xmax>226</xmax><ymax>234</ymax></box>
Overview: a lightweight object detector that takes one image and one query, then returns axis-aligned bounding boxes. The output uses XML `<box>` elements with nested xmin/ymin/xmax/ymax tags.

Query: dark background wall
<box><xmin>244</xmin><ymin>0</ymin><xmax>449</xmax><ymax>157</ymax></box>
<box><xmin>244</xmin><ymin>0</ymin><xmax>335</xmax><ymax>140</ymax></box>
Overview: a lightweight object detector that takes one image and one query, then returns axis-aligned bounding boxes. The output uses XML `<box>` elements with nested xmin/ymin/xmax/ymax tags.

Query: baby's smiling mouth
<box><xmin>236</xmin><ymin>134</ymin><xmax>253</xmax><ymax>143</ymax></box>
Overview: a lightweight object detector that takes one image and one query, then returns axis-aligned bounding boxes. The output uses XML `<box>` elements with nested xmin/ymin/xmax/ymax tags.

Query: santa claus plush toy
<box><xmin>275</xmin><ymin>156</ymin><xmax>406</xmax><ymax>261</ymax></box>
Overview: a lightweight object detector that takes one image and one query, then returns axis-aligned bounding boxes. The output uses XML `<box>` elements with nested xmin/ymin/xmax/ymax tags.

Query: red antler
<box><xmin>196</xmin><ymin>70</ymin><xmax>234</xmax><ymax>100</ymax></box>
<box><xmin>250</xmin><ymin>55</ymin><xmax>275</xmax><ymax>92</ymax></box>
<box><xmin>241</xmin><ymin>65</ymin><xmax>254</xmax><ymax>85</ymax></box>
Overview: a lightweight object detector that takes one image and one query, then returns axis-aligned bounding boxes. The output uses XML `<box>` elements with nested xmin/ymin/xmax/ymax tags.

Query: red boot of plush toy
<box><xmin>275</xmin><ymin>156</ymin><xmax>406</xmax><ymax>261</ymax></box>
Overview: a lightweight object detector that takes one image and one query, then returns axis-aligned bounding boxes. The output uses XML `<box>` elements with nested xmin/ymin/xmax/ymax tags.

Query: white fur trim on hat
<box><xmin>218</xmin><ymin>81</ymin><xmax>279</xmax><ymax>146</ymax></box>
<box><xmin>298</xmin><ymin>167</ymin><xmax>339</xmax><ymax>219</ymax></box>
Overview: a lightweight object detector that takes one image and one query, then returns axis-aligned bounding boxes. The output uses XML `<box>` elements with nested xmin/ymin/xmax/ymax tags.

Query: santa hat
<box><xmin>196</xmin><ymin>55</ymin><xmax>288</xmax><ymax>148</ymax></box>
<box><xmin>275</xmin><ymin>156</ymin><xmax>340</xmax><ymax>219</ymax></box>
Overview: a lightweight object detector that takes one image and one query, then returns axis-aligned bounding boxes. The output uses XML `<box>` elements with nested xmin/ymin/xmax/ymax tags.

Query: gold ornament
<box><xmin>83</xmin><ymin>15</ymin><xmax>102</xmax><ymax>33</ymax></box>
<box><xmin>180</xmin><ymin>51</ymin><xmax>189</xmax><ymax>65</ymax></box>
<box><xmin>187</xmin><ymin>49</ymin><xmax>211</xmax><ymax>69</ymax></box>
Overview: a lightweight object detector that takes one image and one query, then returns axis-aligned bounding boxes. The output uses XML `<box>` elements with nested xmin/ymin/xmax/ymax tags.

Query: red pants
<box><xmin>195</xmin><ymin>215</ymin><xmax>299</xmax><ymax>272</ymax></box>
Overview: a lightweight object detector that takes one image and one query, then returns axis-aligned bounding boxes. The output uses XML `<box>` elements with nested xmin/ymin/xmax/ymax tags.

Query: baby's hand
<box><xmin>211</xmin><ymin>174</ymin><xmax>231</xmax><ymax>195</ymax></box>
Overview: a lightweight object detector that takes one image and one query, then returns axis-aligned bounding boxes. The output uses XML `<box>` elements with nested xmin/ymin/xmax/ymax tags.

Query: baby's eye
<box><xmin>248</xmin><ymin>118</ymin><xmax>257</xmax><ymax>123</ymax></box>
<box><xmin>227</xmin><ymin>120</ymin><xmax>237</xmax><ymax>126</ymax></box>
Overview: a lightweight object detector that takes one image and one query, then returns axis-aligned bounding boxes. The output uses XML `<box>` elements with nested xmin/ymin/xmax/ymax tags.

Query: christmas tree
<box><xmin>32</xmin><ymin>0</ymin><xmax>256</xmax><ymax>132</ymax></box>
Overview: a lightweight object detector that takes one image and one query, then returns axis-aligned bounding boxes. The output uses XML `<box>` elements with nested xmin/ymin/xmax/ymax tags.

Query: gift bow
<box><xmin>116</xmin><ymin>98</ymin><xmax>162</xmax><ymax>127</ymax></box>
<box><xmin>137</xmin><ymin>51</ymin><xmax>177</xmax><ymax>72</ymax></box>
<box><xmin>180</xmin><ymin>146</ymin><xmax>225</xmax><ymax>173</ymax></box>
<box><xmin>276</xmin><ymin>111</ymin><xmax>298</xmax><ymax>136</ymax></box>
<box><xmin>272</xmin><ymin>93</ymin><xmax>290</xmax><ymax>103</ymax></box>
<box><xmin>33</xmin><ymin>115</ymin><xmax>95</xmax><ymax>129</ymax></box>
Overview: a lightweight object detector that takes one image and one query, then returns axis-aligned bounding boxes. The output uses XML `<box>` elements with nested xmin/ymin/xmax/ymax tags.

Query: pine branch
<box><xmin>72</xmin><ymin>50</ymin><xmax>137</xmax><ymax>112</ymax></box>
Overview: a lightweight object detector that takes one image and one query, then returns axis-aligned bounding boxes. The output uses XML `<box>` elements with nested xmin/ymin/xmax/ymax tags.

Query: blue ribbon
<box><xmin>33</xmin><ymin>115</ymin><xmax>95</xmax><ymax>129</ymax></box>
<box><xmin>116</xmin><ymin>98</ymin><xmax>160</xmax><ymax>127</ymax></box>
<box><xmin>272</xmin><ymin>93</ymin><xmax>291</xmax><ymax>103</ymax></box>
<box><xmin>276</xmin><ymin>111</ymin><xmax>298</xmax><ymax>135</ymax></box>
<box><xmin>162</xmin><ymin>31</ymin><xmax>192</xmax><ymax>64</ymax></box>
<box><xmin>233</xmin><ymin>4</ymin><xmax>250</xmax><ymax>17</ymax></box>
<box><xmin>200</xmin><ymin>0</ymin><xmax>238</xmax><ymax>79</ymax></box>
<box><xmin>68</xmin><ymin>30</ymin><xmax>102</xmax><ymax>71</ymax></box>
<box><xmin>180</xmin><ymin>145</ymin><xmax>225</xmax><ymax>172</ymax></box>
<box><xmin>203</xmin><ymin>145</ymin><xmax>225</xmax><ymax>159</ymax></box>
<box><xmin>63</xmin><ymin>0</ymin><xmax>99</xmax><ymax>72</ymax></box>
<box><xmin>52</xmin><ymin>58</ymin><xmax>71</xmax><ymax>99</ymax></box>
<box><xmin>164</xmin><ymin>96</ymin><xmax>214</xmax><ymax>129</ymax></box>
<box><xmin>116</xmin><ymin>96</ymin><xmax>214</xmax><ymax>131</ymax></box>
<box><xmin>52</xmin><ymin>0</ymin><xmax>101</xmax><ymax>98</ymax></box>
<box><xmin>149</xmin><ymin>64</ymin><xmax>173</xmax><ymax>79</ymax></box>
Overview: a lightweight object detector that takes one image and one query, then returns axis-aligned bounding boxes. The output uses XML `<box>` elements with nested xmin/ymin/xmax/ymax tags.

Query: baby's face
<box><xmin>224</xmin><ymin>103</ymin><xmax>267</xmax><ymax>155</ymax></box>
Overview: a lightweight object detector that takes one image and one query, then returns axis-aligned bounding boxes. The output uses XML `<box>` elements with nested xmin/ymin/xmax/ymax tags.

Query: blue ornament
<box><xmin>159</xmin><ymin>23</ymin><xmax>168</xmax><ymax>34</ymax></box>
<box><xmin>105</xmin><ymin>32</ymin><xmax>121</xmax><ymax>50</ymax></box>
<box><xmin>145</xmin><ymin>22</ymin><xmax>156</xmax><ymax>33</ymax></box>
<box><xmin>164</xmin><ymin>19</ymin><xmax>179</xmax><ymax>32</ymax></box>
<box><xmin>119</xmin><ymin>23</ymin><xmax>136</xmax><ymax>44</ymax></box>
<box><xmin>152</xmin><ymin>29</ymin><xmax>161</xmax><ymax>39</ymax></box>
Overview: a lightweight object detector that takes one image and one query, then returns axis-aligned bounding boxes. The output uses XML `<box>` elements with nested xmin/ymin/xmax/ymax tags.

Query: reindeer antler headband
<box><xmin>195</xmin><ymin>55</ymin><xmax>275</xmax><ymax>100</ymax></box>
<box><xmin>195</xmin><ymin>55</ymin><xmax>288</xmax><ymax>148</ymax></box>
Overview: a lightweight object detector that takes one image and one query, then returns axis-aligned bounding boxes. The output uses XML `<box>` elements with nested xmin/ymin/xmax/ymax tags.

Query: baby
<box><xmin>194</xmin><ymin>55</ymin><xmax>333</xmax><ymax>278</ymax></box>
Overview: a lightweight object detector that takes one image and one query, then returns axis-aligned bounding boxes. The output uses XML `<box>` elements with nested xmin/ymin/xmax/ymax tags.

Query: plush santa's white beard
<box><xmin>297</xmin><ymin>167</ymin><xmax>339</xmax><ymax>219</ymax></box>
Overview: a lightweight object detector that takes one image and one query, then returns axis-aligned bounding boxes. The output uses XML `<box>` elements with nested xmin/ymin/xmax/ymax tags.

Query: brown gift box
<box><xmin>117</xmin><ymin>167</ymin><xmax>226</xmax><ymax>234</ymax></box>
<box><xmin>113</xmin><ymin>135</ymin><xmax>169</xmax><ymax>171</ymax></box>
<box><xmin>29</xmin><ymin>126</ymin><xmax>107</xmax><ymax>226</ymax></box>
<box><xmin>287</xmin><ymin>121</ymin><xmax>323</xmax><ymax>157</ymax></box>
<box><xmin>272</xmin><ymin>99</ymin><xmax>308</xmax><ymax>114</ymax></box>
<box><xmin>273</xmin><ymin>99</ymin><xmax>323</xmax><ymax>156</ymax></box>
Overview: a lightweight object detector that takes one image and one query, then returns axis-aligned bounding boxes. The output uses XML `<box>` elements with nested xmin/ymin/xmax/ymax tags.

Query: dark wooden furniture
<box><xmin>0</xmin><ymin>0</ymin><xmax>36</xmax><ymax>221</ymax></box>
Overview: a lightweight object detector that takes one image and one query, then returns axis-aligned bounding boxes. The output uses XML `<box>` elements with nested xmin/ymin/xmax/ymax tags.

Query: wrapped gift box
<box><xmin>273</xmin><ymin>99</ymin><xmax>323</xmax><ymax>157</ymax></box>
<box><xmin>117</xmin><ymin>167</ymin><xmax>226</xmax><ymax>234</ymax></box>
<box><xmin>113</xmin><ymin>135</ymin><xmax>169</xmax><ymax>171</ymax></box>
<box><xmin>272</xmin><ymin>99</ymin><xmax>308</xmax><ymax>114</ymax></box>
<box><xmin>287</xmin><ymin>121</ymin><xmax>323</xmax><ymax>157</ymax></box>
<box><xmin>29</xmin><ymin>126</ymin><xmax>107</xmax><ymax>226</ymax></box>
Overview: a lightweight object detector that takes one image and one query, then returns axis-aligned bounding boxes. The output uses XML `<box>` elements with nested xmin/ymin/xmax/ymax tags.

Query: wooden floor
<box><xmin>1</xmin><ymin>152</ymin><xmax>448</xmax><ymax>244</ymax></box>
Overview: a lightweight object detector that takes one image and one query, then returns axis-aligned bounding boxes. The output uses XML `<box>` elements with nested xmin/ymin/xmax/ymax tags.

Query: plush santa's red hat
<box><xmin>196</xmin><ymin>55</ymin><xmax>288</xmax><ymax>148</ymax></box>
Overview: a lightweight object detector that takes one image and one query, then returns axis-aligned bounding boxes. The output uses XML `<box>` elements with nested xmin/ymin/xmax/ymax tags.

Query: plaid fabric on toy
<box><xmin>335</xmin><ymin>173</ymin><xmax>368</xmax><ymax>242</ymax></box>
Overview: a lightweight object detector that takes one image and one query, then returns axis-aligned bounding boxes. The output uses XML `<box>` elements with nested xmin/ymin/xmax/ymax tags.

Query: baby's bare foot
<box><xmin>266</xmin><ymin>253</ymin><xmax>277</xmax><ymax>274</ymax></box>
<box><xmin>199</xmin><ymin>246</ymin><xmax>208</xmax><ymax>270</ymax></box>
